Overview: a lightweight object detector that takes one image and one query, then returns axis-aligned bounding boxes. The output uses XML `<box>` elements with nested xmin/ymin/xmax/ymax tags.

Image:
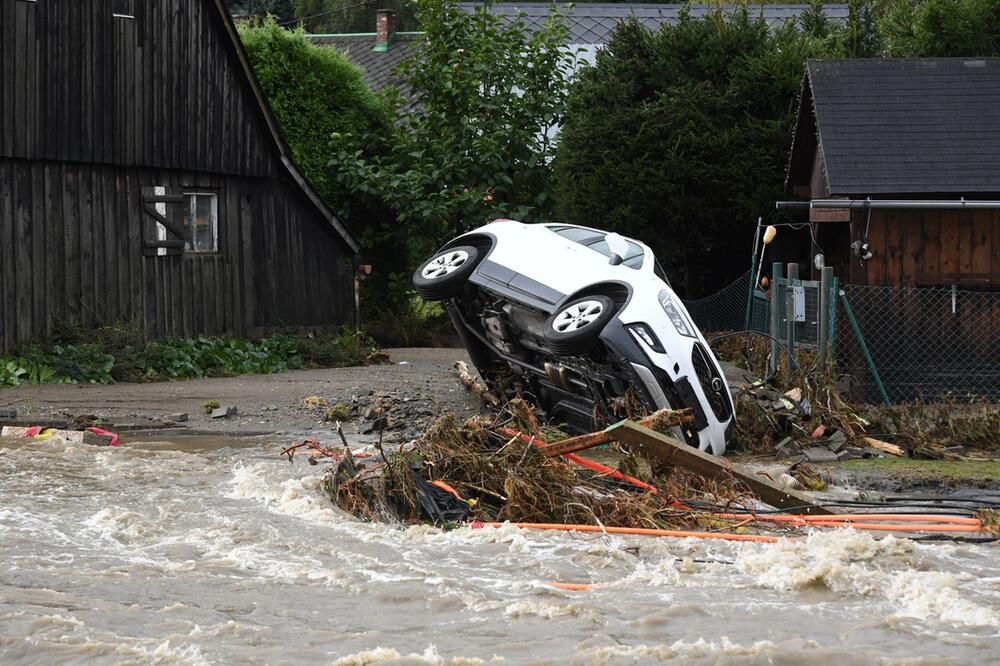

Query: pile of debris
<box><xmin>306</xmin><ymin>398</ymin><xmax>838</xmax><ymax>531</ymax></box>
<box><xmin>713</xmin><ymin>332</ymin><xmax>972</xmax><ymax>461</ymax></box>
<box><xmin>300</xmin><ymin>390</ymin><xmax>442</xmax><ymax>440</ymax></box>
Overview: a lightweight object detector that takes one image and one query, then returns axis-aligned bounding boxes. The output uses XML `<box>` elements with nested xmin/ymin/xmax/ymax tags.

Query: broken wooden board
<box><xmin>538</xmin><ymin>411</ymin><xmax>694</xmax><ymax>458</ymax></box>
<box><xmin>611</xmin><ymin>421</ymin><xmax>836</xmax><ymax>515</ymax></box>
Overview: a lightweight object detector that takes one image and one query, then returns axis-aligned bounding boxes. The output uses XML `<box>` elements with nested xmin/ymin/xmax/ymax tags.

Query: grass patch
<box><xmin>839</xmin><ymin>457</ymin><xmax>1000</xmax><ymax>482</ymax></box>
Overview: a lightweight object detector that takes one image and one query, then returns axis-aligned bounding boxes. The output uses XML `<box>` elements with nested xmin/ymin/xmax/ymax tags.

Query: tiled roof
<box><xmin>792</xmin><ymin>58</ymin><xmax>1000</xmax><ymax>195</ymax></box>
<box><xmin>309</xmin><ymin>33</ymin><xmax>421</xmax><ymax>105</ymax></box>
<box><xmin>457</xmin><ymin>3</ymin><xmax>851</xmax><ymax>45</ymax></box>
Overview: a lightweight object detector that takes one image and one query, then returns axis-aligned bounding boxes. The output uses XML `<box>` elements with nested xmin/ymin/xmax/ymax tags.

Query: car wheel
<box><xmin>412</xmin><ymin>245</ymin><xmax>480</xmax><ymax>300</ymax></box>
<box><xmin>543</xmin><ymin>295</ymin><xmax>617</xmax><ymax>355</ymax></box>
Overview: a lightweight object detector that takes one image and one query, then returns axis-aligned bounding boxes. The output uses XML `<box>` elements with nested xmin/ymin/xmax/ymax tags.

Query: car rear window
<box><xmin>547</xmin><ymin>225</ymin><xmax>645</xmax><ymax>269</ymax></box>
<box><xmin>549</xmin><ymin>225</ymin><xmax>602</xmax><ymax>244</ymax></box>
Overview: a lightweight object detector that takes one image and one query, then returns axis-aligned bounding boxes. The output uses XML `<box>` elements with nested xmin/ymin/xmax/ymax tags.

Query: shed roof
<box><xmin>457</xmin><ymin>2</ymin><xmax>850</xmax><ymax>44</ymax></box>
<box><xmin>788</xmin><ymin>58</ymin><xmax>1000</xmax><ymax>196</ymax></box>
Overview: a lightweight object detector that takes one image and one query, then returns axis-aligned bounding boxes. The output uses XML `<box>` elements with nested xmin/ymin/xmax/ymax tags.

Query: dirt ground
<box><xmin>0</xmin><ymin>348</ymin><xmax>480</xmax><ymax>440</ymax></box>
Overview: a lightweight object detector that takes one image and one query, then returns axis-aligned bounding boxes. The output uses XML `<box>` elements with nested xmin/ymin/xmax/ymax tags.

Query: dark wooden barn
<box><xmin>785</xmin><ymin>58</ymin><xmax>1000</xmax><ymax>288</ymax></box>
<box><xmin>0</xmin><ymin>0</ymin><xmax>359</xmax><ymax>353</ymax></box>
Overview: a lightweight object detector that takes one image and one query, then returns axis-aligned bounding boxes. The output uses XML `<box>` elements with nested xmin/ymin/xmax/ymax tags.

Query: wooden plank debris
<box><xmin>611</xmin><ymin>421</ymin><xmax>837</xmax><ymax>515</ymax></box>
<box><xmin>538</xmin><ymin>411</ymin><xmax>693</xmax><ymax>458</ymax></box>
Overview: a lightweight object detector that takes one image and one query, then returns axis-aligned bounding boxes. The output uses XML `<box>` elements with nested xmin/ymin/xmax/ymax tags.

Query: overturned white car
<box><xmin>413</xmin><ymin>220</ymin><xmax>734</xmax><ymax>455</ymax></box>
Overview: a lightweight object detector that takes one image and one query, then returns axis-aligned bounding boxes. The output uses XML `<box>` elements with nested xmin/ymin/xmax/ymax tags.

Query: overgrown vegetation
<box><xmin>238</xmin><ymin>16</ymin><xmax>390</xmax><ymax>211</ymax></box>
<box><xmin>333</xmin><ymin>0</ymin><xmax>575</xmax><ymax>321</ymax></box>
<box><xmin>0</xmin><ymin>325</ymin><xmax>380</xmax><ymax>388</ymax></box>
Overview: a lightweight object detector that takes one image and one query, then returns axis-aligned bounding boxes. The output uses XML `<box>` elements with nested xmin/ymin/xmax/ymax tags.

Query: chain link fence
<box><xmin>837</xmin><ymin>284</ymin><xmax>1000</xmax><ymax>402</ymax></box>
<box><xmin>682</xmin><ymin>271</ymin><xmax>769</xmax><ymax>334</ymax></box>
<box><xmin>685</xmin><ymin>270</ymin><xmax>1000</xmax><ymax>403</ymax></box>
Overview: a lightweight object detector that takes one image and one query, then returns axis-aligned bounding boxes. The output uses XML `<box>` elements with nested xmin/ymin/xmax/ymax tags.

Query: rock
<box><xmin>802</xmin><ymin>446</ymin><xmax>838</xmax><ymax>463</ymax></box>
<box><xmin>0</xmin><ymin>409</ymin><xmax>17</xmax><ymax>419</ymax></box>
<box><xmin>211</xmin><ymin>406</ymin><xmax>238</xmax><ymax>419</ymax></box>
<box><xmin>774</xmin><ymin>436</ymin><xmax>800</xmax><ymax>459</ymax></box>
<box><xmin>170</xmin><ymin>412</ymin><xmax>189</xmax><ymax>423</ymax></box>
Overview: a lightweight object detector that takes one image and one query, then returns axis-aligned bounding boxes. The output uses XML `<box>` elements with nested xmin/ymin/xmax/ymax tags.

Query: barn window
<box><xmin>183</xmin><ymin>193</ymin><xmax>219</xmax><ymax>253</ymax></box>
<box><xmin>153</xmin><ymin>189</ymin><xmax>219</xmax><ymax>254</ymax></box>
<box><xmin>112</xmin><ymin>0</ymin><xmax>134</xmax><ymax>19</ymax></box>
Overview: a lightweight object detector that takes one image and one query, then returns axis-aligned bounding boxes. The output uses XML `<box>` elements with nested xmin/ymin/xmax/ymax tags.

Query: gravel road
<box><xmin>0</xmin><ymin>348</ymin><xmax>479</xmax><ymax>440</ymax></box>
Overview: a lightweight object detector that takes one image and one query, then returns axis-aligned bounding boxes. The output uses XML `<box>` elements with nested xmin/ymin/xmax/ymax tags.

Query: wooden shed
<box><xmin>0</xmin><ymin>0</ymin><xmax>359</xmax><ymax>353</ymax></box>
<box><xmin>785</xmin><ymin>58</ymin><xmax>1000</xmax><ymax>288</ymax></box>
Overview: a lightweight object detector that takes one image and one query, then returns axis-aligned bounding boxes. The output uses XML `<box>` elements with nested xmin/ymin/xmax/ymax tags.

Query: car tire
<box><xmin>412</xmin><ymin>245</ymin><xmax>480</xmax><ymax>300</ymax></box>
<box><xmin>543</xmin><ymin>295</ymin><xmax>617</xmax><ymax>355</ymax></box>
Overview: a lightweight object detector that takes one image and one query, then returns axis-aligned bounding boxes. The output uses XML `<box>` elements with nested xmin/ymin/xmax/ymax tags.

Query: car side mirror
<box><xmin>605</xmin><ymin>232</ymin><xmax>629</xmax><ymax>266</ymax></box>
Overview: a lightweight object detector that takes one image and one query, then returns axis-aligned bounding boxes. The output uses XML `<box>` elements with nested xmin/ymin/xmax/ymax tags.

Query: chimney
<box><xmin>374</xmin><ymin>9</ymin><xmax>397</xmax><ymax>52</ymax></box>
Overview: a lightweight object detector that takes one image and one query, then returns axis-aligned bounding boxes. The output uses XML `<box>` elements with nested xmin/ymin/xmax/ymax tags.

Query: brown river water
<box><xmin>2</xmin><ymin>434</ymin><xmax>999</xmax><ymax>665</ymax></box>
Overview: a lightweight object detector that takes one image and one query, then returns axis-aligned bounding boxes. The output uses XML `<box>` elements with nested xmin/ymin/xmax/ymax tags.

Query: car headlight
<box><xmin>658</xmin><ymin>290</ymin><xmax>695</xmax><ymax>338</ymax></box>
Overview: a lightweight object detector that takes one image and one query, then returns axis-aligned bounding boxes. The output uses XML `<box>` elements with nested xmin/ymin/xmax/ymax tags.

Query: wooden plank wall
<box><xmin>855</xmin><ymin>209</ymin><xmax>1000</xmax><ymax>287</ymax></box>
<box><xmin>0</xmin><ymin>0</ymin><xmax>356</xmax><ymax>352</ymax></box>
<box><xmin>0</xmin><ymin>0</ymin><xmax>275</xmax><ymax>178</ymax></box>
<box><xmin>0</xmin><ymin>157</ymin><xmax>354</xmax><ymax>351</ymax></box>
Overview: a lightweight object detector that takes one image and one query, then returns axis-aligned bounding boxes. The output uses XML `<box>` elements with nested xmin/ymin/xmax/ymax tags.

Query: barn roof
<box><xmin>457</xmin><ymin>2</ymin><xmax>850</xmax><ymax>44</ymax></box>
<box><xmin>213</xmin><ymin>0</ymin><xmax>359</xmax><ymax>252</ymax></box>
<box><xmin>787</xmin><ymin>58</ymin><xmax>1000</xmax><ymax>196</ymax></box>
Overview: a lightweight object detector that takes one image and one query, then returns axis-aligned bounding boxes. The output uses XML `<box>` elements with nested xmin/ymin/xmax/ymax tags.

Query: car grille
<box><xmin>691</xmin><ymin>342</ymin><xmax>732</xmax><ymax>421</ymax></box>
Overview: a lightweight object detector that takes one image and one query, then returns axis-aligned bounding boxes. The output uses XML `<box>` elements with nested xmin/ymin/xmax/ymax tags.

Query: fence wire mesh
<box><xmin>682</xmin><ymin>272</ymin><xmax>768</xmax><ymax>334</ymax></box>
<box><xmin>837</xmin><ymin>284</ymin><xmax>1000</xmax><ymax>403</ymax></box>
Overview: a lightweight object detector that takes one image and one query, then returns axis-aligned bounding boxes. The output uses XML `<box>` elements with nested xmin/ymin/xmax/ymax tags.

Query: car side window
<box><xmin>584</xmin><ymin>238</ymin><xmax>645</xmax><ymax>270</ymax></box>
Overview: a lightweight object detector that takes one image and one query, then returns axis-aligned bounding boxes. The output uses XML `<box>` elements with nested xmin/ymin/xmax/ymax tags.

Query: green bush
<box><xmin>552</xmin><ymin>7</ymin><xmax>825</xmax><ymax>298</ymax></box>
<box><xmin>0</xmin><ymin>328</ymin><xmax>379</xmax><ymax>388</ymax></box>
<box><xmin>237</xmin><ymin>16</ymin><xmax>391</xmax><ymax>210</ymax></box>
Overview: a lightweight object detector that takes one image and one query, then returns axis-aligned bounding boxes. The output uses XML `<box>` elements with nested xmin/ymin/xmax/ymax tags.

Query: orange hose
<box><xmin>477</xmin><ymin>521</ymin><xmax>780</xmax><ymax>543</ymax></box>
<box><xmin>717</xmin><ymin>513</ymin><xmax>981</xmax><ymax>526</ymax></box>
<box><xmin>803</xmin><ymin>521</ymin><xmax>982</xmax><ymax>533</ymax></box>
<box><xmin>500</xmin><ymin>428</ymin><xmax>659</xmax><ymax>494</ymax></box>
<box><xmin>546</xmin><ymin>581</ymin><xmax>602</xmax><ymax>591</ymax></box>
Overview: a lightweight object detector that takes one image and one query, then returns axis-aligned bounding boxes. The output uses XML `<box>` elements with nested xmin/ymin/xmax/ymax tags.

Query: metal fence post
<box><xmin>768</xmin><ymin>262</ymin><xmax>783</xmax><ymax>375</ymax></box>
<box><xmin>817</xmin><ymin>266</ymin><xmax>833</xmax><ymax>370</ymax></box>
<box><xmin>785</xmin><ymin>264</ymin><xmax>799</xmax><ymax>382</ymax></box>
<box><xmin>744</xmin><ymin>218</ymin><xmax>762</xmax><ymax>331</ymax></box>
<box><xmin>839</xmin><ymin>289</ymin><xmax>891</xmax><ymax>407</ymax></box>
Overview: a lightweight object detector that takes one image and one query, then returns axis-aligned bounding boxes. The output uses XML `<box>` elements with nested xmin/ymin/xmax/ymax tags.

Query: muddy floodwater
<box><xmin>2</xmin><ymin>434</ymin><xmax>999</xmax><ymax>665</ymax></box>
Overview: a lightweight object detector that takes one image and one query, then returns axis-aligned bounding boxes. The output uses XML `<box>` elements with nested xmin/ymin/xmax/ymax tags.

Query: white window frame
<box><xmin>154</xmin><ymin>189</ymin><xmax>219</xmax><ymax>255</ymax></box>
<box><xmin>183</xmin><ymin>192</ymin><xmax>219</xmax><ymax>254</ymax></box>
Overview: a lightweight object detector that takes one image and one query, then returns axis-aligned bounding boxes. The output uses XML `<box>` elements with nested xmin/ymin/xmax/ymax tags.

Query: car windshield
<box><xmin>548</xmin><ymin>225</ymin><xmax>644</xmax><ymax>269</ymax></box>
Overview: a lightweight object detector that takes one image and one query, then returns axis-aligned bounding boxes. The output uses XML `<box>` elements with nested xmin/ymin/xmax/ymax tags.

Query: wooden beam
<box><xmin>611</xmin><ymin>421</ymin><xmax>836</xmax><ymax>515</ymax></box>
<box><xmin>538</xmin><ymin>411</ymin><xmax>694</xmax><ymax>458</ymax></box>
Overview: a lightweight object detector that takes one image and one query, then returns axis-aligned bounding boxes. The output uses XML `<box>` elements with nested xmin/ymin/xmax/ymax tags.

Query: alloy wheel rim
<box><xmin>553</xmin><ymin>300</ymin><xmax>605</xmax><ymax>332</ymax></box>
<box><xmin>421</xmin><ymin>250</ymin><xmax>470</xmax><ymax>280</ymax></box>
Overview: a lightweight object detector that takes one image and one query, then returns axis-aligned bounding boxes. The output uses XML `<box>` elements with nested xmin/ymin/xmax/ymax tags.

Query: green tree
<box><xmin>552</xmin><ymin>8</ymin><xmax>825</xmax><ymax>296</ymax></box>
<box><xmin>880</xmin><ymin>0</ymin><xmax>1000</xmax><ymax>56</ymax></box>
<box><xmin>237</xmin><ymin>16</ymin><xmax>390</xmax><ymax>210</ymax></box>
<box><xmin>332</xmin><ymin>0</ymin><xmax>575</xmax><ymax>265</ymax></box>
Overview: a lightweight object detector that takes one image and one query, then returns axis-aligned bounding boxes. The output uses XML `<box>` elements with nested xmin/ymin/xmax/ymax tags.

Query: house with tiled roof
<box><xmin>310</xmin><ymin>3</ymin><xmax>850</xmax><ymax>99</ymax></box>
